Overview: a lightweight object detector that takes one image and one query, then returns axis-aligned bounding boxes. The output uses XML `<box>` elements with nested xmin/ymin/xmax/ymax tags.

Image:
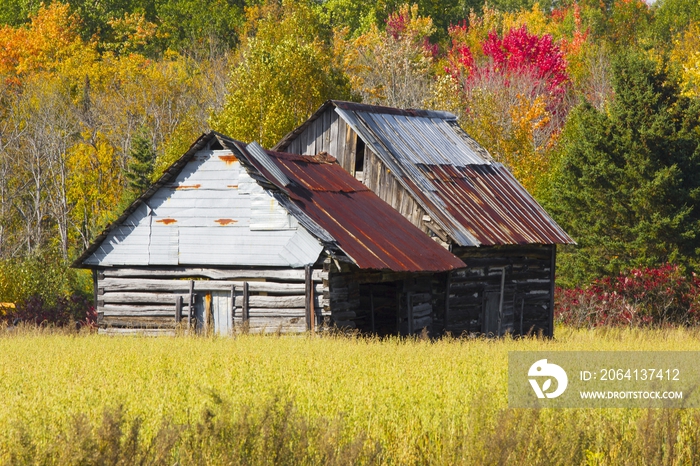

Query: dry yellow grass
<box><xmin>0</xmin><ymin>326</ymin><xmax>699</xmax><ymax>464</ymax></box>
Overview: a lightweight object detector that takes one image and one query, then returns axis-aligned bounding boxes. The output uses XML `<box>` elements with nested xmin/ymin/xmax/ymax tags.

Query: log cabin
<box><xmin>73</xmin><ymin>132</ymin><xmax>465</xmax><ymax>335</ymax></box>
<box><xmin>274</xmin><ymin>101</ymin><xmax>575</xmax><ymax>337</ymax></box>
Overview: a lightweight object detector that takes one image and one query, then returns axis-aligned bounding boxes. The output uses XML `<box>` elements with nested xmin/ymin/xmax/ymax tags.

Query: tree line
<box><xmin>0</xmin><ymin>0</ymin><xmax>699</xmax><ymax>311</ymax></box>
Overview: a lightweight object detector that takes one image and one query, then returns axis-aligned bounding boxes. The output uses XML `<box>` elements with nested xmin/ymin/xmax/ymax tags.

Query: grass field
<box><xmin>1</xmin><ymin>326</ymin><xmax>699</xmax><ymax>465</ymax></box>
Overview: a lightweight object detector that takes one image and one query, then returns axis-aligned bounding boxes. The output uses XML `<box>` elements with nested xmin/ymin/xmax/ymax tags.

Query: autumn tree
<box><xmin>338</xmin><ymin>4</ymin><xmax>436</xmax><ymax>109</ymax></box>
<box><xmin>547</xmin><ymin>52</ymin><xmax>700</xmax><ymax>285</ymax></box>
<box><xmin>211</xmin><ymin>0</ymin><xmax>351</xmax><ymax>148</ymax></box>
<box><xmin>439</xmin><ymin>21</ymin><xmax>572</xmax><ymax>194</ymax></box>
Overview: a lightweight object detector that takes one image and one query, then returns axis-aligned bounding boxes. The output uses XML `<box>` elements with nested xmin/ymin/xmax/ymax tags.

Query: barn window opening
<box><xmin>208</xmin><ymin>139</ymin><xmax>224</xmax><ymax>150</ymax></box>
<box><xmin>354</xmin><ymin>138</ymin><xmax>366</xmax><ymax>176</ymax></box>
<box><xmin>357</xmin><ymin>281</ymin><xmax>399</xmax><ymax>336</ymax></box>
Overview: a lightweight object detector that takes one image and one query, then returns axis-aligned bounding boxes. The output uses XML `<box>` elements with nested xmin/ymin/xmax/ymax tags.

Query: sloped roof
<box><xmin>275</xmin><ymin>101</ymin><xmax>574</xmax><ymax>247</ymax></box>
<box><xmin>75</xmin><ymin>131</ymin><xmax>465</xmax><ymax>273</ymax></box>
<box><xmin>226</xmin><ymin>139</ymin><xmax>466</xmax><ymax>273</ymax></box>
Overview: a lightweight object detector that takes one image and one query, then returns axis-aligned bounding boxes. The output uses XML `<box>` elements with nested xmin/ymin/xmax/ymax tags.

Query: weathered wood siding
<box><xmin>362</xmin><ymin>148</ymin><xmax>429</xmax><ymax>234</ymax></box>
<box><xmin>436</xmin><ymin>245</ymin><xmax>555</xmax><ymax>337</ymax></box>
<box><xmin>324</xmin><ymin>260</ymin><xmax>435</xmax><ymax>335</ymax></box>
<box><xmin>286</xmin><ymin>108</ymin><xmax>361</xmax><ymax>175</ymax></box>
<box><xmin>284</xmin><ymin>109</ymin><xmax>431</xmax><ymax>236</ymax></box>
<box><xmin>97</xmin><ymin>267</ymin><xmax>322</xmax><ymax>335</ymax></box>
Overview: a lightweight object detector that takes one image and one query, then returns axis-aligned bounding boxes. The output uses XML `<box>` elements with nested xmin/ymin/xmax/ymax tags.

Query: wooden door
<box><xmin>212</xmin><ymin>291</ymin><xmax>233</xmax><ymax>335</ymax></box>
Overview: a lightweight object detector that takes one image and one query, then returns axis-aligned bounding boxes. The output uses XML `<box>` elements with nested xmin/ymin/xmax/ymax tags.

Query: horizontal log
<box><xmin>412</xmin><ymin>301</ymin><xmax>431</xmax><ymax>313</ymax></box>
<box><xmin>410</xmin><ymin>293</ymin><xmax>431</xmax><ymax>304</ymax></box>
<box><xmin>412</xmin><ymin>304</ymin><xmax>432</xmax><ymax>318</ymax></box>
<box><xmin>99</xmin><ymin>305</ymin><xmax>176</xmax><ymax>316</ymax></box>
<box><xmin>102</xmin><ymin>293</ymin><xmax>189</xmax><ymax>305</ymax></box>
<box><xmin>102</xmin><ymin>267</ymin><xmax>322</xmax><ymax>282</ymax></box>
<box><xmin>98</xmin><ymin>328</ymin><xmax>175</xmax><ymax>336</ymax></box>
<box><xmin>413</xmin><ymin>316</ymin><xmax>431</xmax><ymax>329</ymax></box>
<box><xmin>100</xmin><ymin>278</ymin><xmax>320</xmax><ymax>295</ymax></box>
<box><xmin>244</xmin><ymin>295</ymin><xmax>305</xmax><ymax>308</ymax></box>
<box><xmin>247</xmin><ymin>308</ymin><xmax>306</xmax><ymax>317</ymax></box>
<box><xmin>101</xmin><ymin>318</ymin><xmax>177</xmax><ymax>329</ymax></box>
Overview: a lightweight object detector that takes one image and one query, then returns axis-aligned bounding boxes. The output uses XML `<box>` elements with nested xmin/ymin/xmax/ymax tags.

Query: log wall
<box><xmin>96</xmin><ymin>267</ymin><xmax>322</xmax><ymax>335</ymax></box>
<box><xmin>325</xmin><ymin>261</ymin><xmax>435</xmax><ymax>335</ymax></box>
<box><xmin>437</xmin><ymin>244</ymin><xmax>555</xmax><ymax>337</ymax></box>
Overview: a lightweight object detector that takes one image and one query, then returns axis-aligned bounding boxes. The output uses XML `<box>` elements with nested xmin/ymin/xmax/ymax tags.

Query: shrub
<box><xmin>555</xmin><ymin>264</ymin><xmax>700</xmax><ymax>327</ymax></box>
<box><xmin>5</xmin><ymin>294</ymin><xmax>96</xmax><ymax>328</ymax></box>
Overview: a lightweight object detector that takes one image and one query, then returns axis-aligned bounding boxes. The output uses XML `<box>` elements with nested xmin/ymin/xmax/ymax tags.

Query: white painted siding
<box><xmin>85</xmin><ymin>149</ymin><xmax>323</xmax><ymax>267</ymax></box>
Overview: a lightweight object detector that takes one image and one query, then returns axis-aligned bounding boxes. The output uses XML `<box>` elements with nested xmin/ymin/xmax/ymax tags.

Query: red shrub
<box><xmin>5</xmin><ymin>294</ymin><xmax>96</xmax><ymax>328</ymax></box>
<box><xmin>555</xmin><ymin>265</ymin><xmax>700</xmax><ymax>327</ymax></box>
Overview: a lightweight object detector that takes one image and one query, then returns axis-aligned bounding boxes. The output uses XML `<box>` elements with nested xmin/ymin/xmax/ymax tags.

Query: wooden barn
<box><xmin>274</xmin><ymin>101</ymin><xmax>575</xmax><ymax>337</ymax></box>
<box><xmin>74</xmin><ymin>132</ymin><xmax>465</xmax><ymax>335</ymax></box>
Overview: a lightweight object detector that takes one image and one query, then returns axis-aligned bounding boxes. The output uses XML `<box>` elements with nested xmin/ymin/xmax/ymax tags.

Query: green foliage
<box><xmin>211</xmin><ymin>0</ymin><xmax>352</xmax><ymax>148</ymax></box>
<box><xmin>651</xmin><ymin>0</ymin><xmax>700</xmax><ymax>45</ymax></box>
<box><xmin>0</xmin><ymin>0</ymin><xmax>41</xmax><ymax>26</ymax></box>
<box><xmin>0</xmin><ymin>253</ymin><xmax>91</xmax><ymax>308</ymax></box>
<box><xmin>154</xmin><ymin>0</ymin><xmax>247</xmax><ymax>52</ymax></box>
<box><xmin>123</xmin><ymin>129</ymin><xmax>157</xmax><ymax>204</ymax></box>
<box><xmin>547</xmin><ymin>51</ymin><xmax>700</xmax><ymax>286</ymax></box>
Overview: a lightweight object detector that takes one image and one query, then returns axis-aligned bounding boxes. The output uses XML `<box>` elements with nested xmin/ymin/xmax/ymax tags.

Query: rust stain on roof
<box><xmin>156</xmin><ymin>218</ymin><xmax>177</xmax><ymax>225</ymax></box>
<box><xmin>227</xmin><ymin>185</ymin><xmax>239</xmax><ymax>189</ymax></box>
<box><xmin>243</xmin><ymin>149</ymin><xmax>465</xmax><ymax>273</ymax></box>
<box><xmin>218</xmin><ymin>155</ymin><xmax>238</xmax><ymax>164</ymax></box>
<box><xmin>175</xmin><ymin>184</ymin><xmax>201</xmax><ymax>190</ymax></box>
<box><xmin>214</xmin><ymin>218</ymin><xmax>237</xmax><ymax>226</ymax></box>
<box><xmin>419</xmin><ymin>164</ymin><xmax>573</xmax><ymax>245</ymax></box>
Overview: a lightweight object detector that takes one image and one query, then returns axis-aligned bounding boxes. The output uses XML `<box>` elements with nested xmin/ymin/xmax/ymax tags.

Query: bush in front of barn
<box><xmin>0</xmin><ymin>252</ymin><xmax>95</xmax><ymax>328</ymax></box>
<box><xmin>7</xmin><ymin>294</ymin><xmax>96</xmax><ymax>328</ymax></box>
<box><xmin>555</xmin><ymin>264</ymin><xmax>700</xmax><ymax>327</ymax></box>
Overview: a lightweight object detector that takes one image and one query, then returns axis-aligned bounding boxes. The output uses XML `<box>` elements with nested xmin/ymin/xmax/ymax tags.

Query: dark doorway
<box><xmin>357</xmin><ymin>281</ymin><xmax>399</xmax><ymax>336</ymax></box>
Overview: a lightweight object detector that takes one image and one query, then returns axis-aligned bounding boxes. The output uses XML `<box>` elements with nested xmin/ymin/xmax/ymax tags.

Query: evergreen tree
<box><xmin>547</xmin><ymin>51</ymin><xmax>700</xmax><ymax>286</ymax></box>
<box><xmin>123</xmin><ymin>129</ymin><xmax>156</xmax><ymax>202</ymax></box>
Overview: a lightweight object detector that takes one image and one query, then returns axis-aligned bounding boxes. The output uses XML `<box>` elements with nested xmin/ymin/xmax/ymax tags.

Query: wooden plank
<box><xmin>329</xmin><ymin>111</ymin><xmax>339</xmax><ymax>158</ymax></box>
<box><xmin>248</xmin><ymin>308</ymin><xmax>306</xmax><ymax>317</ymax></box>
<box><xmin>102</xmin><ymin>317</ymin><xmax>178</xmax><ymax>329</ymax></box>
<box><xmin>175</xmin><ymin>296</ymin><xmax>182</xmax><ymax>323</ymax></box>
<box><xmin>345</xmin><ymin>125</ymin><xmax>356</xmax><ymax>175</ymax></box>
<box><xmin>102</xmin><ymin>292</ymin><xmax>190</xmax><ymax>305</ymax></box>
<box><xmin>242</xmin><ymin>282</ymin><xmax>249</xmax><ymax>321</ymax></box>
<box><xmin>98</xmin><ymin>328</ymin><xmax>175</xmax><ymax>336</ymax></box>
<box><xmin>370</xmin><ymin>284</ymin><xmax>375</xmax><ymax>333</ymax></box>
<box><xmin>230</xmin><ymin>285</ymin><xmax>236</xmax><ymax>323</ymax></box>
<box><xmin>305</xmin><ymin>264</ymin><xmax>312</xmax><ymax>331</ymax></box>
<box><xmin>101</xmin><ymin>277</ymin><xmax>321</xmax><ymax>294</ymax></box>
<box><xmin>188</xmin><ymin>280</ymin><xmax>194</xmax><ymax>331</ymax></box>
<box><xmin>548</xmin><ymin>245</ymin><xmax>555</xmax><ymax>338</ymax></box>
<box><xmin>102</xmin><ymin>268</ymin><xmax>323</xmax><ymax>282</ymax></box>
<box><xmin>445</xmin><ymin>272</ymin><xmax>451</xmax><ymax>332</ymax></box>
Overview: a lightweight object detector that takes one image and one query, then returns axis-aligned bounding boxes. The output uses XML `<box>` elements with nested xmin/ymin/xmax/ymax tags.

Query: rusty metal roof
<box><xmin>231</xmin><ymin>143</ymin><xmax>466</xmax><ymax>273</ymax></box>
<box><xmin>276</xmin><ymin>100</ymin><xmax>574</xmax><ymax>247</ymax></box>
<box><xmin>416</xmin><ymin>164</ymin><xmax>573</xmax><ymax>245</ymax></box>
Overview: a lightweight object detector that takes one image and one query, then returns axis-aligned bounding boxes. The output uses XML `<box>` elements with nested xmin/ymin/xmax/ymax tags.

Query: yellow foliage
<box><xmin>338</xmin><ymin>4</ymin><xmax>434</xmax><ymax>108</ymax></box>
<box><xmin>0</xmin><ymin>329</ymin><xmax>699</xmax><ymax>462</ymax></box>
<box><xmin>211</xmin><ymin>0</ymin><xmax>349</xmax><ymax>147</ymax></box>
<box><xmin>67</xmin><ymin>132</ymin><xmax>123</xmax><ymax>247</ymax></box>
<box><xmin>670</xmin><ymin>22</ymin><xmax>700</xmax><ymax>98</ymax></box>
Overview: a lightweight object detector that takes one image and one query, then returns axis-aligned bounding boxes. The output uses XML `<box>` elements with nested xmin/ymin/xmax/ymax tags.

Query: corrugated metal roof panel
<box><xmin>236</xmin><ymin>147</ymin><xmax>465</xmax><ymax>273</ymax></box>
<box><xmin>419</xmin><ymin>164</ymin><xmax>574</xmax><ymax>245</ymax></box>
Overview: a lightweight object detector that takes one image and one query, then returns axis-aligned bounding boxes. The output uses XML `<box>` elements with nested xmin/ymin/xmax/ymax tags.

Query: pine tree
<box><xmin>123</xmin><ymin>129</ymin><xmax>156</xmax><ymax>202</ymax></box>
<box><xmin>547</xmin><ymin>51</ymin><xmax>700</xmax><ymax>286</ymax></box>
